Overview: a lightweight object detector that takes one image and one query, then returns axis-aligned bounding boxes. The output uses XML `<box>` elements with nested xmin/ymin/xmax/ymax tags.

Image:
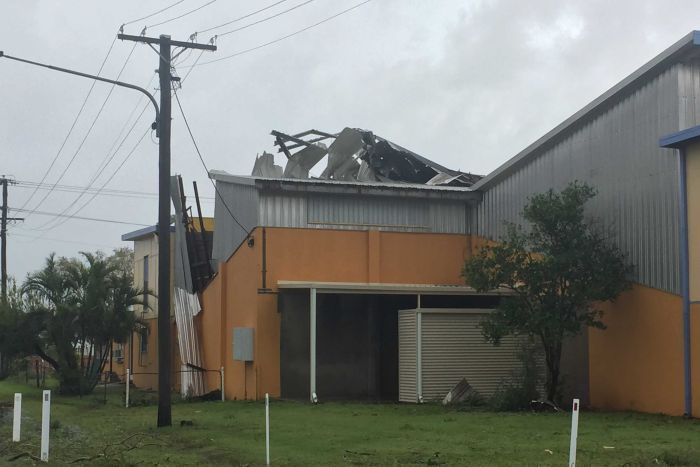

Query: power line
<box><xmin>122</xmin><ymin>0</ymin><xmax>187</xmax><ymax>27</ymax></box>
<box><xmin>36</xmin><ymin>126</ymin><xmax>152</xmax><ymax>232</ymax></box>
<box><xmin>214</xmin><ymin>0</ymin><xmax>314</xmax><ymax>39</ymax></box>
<box><xmin>23</xmin><ymin>42</ymin><xmax>139</xmax><ymax>222</ymax></box>
<box><xmin>18</xmin><ymin>36</ymin><xmax>118</xmax><ymax>212</ymax></box>
<box><xmin>10</xmin><ymin>232</ymin><xmax>122</xmax><ymax>249</ymax></box>
<box><xmin>13</xmin><ymin>181</ymin><xmax>214</xmax><ymax>201</ymax></box>
<box><xmin>192</xmin><ymin>0</ymin><xmax>371</xmax><ymax>67</ymax></box>
<box><xmin>173</xmin><ymin>90</ymin><xmax>249</xmax><ymax>235</ymax></box>
<box><xmin>194</xmin><ymin>0</ymin><xmax>290</xmax><ymax>35</ymax></box>
<box><xmin>147</xmin><ymin>0</ymin><xmax>218</xmax><ymax>30</ymax></box>
<box><xmin>34</xmin><ymin>83</ymin><xmax>156</xmax><ymax>231</ymax></box>
<box><xmin>9</xmin><ymin>208</ymin><xmax>150</xmax><ymax>227</ymax></box>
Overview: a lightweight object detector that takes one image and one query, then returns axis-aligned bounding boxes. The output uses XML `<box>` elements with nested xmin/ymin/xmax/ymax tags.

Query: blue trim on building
<box><xmin>659</xmin><ymin>125</ymin><xmax>700</xmax><ymax>149</ymax></box>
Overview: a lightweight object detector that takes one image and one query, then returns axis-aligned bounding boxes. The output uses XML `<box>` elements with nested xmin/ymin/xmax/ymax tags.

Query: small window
<box><xmin>113</xmin><ymin>344</ymin><xmax>124</xmax><ymax>360</ymax></box>
<box><xmin>142</xmin><ymin>255</ymin><xmax>149</xmax><ymax>311</ymax></box>
<box><xmin>139</xmin><ymin>328</ymin><xmax>149</xmax><ymax>354</ymax></box>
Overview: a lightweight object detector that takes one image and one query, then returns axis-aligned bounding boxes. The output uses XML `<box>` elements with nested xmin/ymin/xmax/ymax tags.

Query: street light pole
<box><xmin>1</xmin><ymin>35</ymin><xmax>215</xmax><ymax>428</ymax></box>
<box><xmin>0</xmin><ymin>51</ymin><xmax>160</xmax><ymax>130</ymax></box>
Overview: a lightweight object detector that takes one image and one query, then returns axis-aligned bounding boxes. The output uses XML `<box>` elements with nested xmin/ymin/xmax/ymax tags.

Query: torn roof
<box><xmin>252</xmin><ymin>128</ymin><xmax>482</xmax><ymax>187</ymax></box>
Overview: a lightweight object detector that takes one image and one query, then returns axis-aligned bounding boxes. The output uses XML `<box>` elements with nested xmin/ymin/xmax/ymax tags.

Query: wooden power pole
<box><xmin>1</xmin><ymin>177</ymin><xmax>24</xmax><ymax>303</ymax></box>
<box><xmin>116</xmin><ymin>33</ymin><xmax>215</xmax><ymax>428</ymax></box>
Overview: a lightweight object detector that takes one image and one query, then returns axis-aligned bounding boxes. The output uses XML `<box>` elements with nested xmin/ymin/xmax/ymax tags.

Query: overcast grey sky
<box><xmin>2</xmin><ymin>0</ymin><xmax>700</xmax><ymax>280</ymax></box>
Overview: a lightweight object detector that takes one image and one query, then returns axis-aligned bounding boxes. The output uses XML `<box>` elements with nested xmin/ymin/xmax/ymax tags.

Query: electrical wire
<box><xmin>147</xmin><ymin>0</ymin><xmax>218</xmax><ymax>29</ymax></box>
<box><xmin>194</xmin><ymin>0</ymin><xmax>290</xmax><ymax>35</ymax></box>
<box><xmin>215</xmin><ymin>0</ymin><xmax>314</xmax><ymax>39</ymax></box>
<box><xmin>173</xmin><ymin>90</ymin><xmax>249</xmax><ymax>235</ymax></box>
<box><xmin>11</xmin><ymin>232</ymin><xmax>122</xmax><ymax>249</ymax></box>
<box><xmin>23</xmin><ymin>42</ymin><xmax>139</xmax><ymax>222</ymax></box>
<box><xmin>122</xmin><ymin>0</ymin><xmax>187</xmax><ymax>27</ymax></box>
<box><xmin>17</xmin><ymin>36</ymin><xmax>118</xmax><ymax>212</ymax></box>
<box><xmin>36</xmin><ymin>126</ymin><xmax>151</xmax><ymax>232</ymax></box>
<box><xmin>180</xmin><ymin>49</ymin><xmax>205</xmax><ymax>84</ymax></box>
<box><xmin>34</xmin><ymin>85</ymin><xmax>156</xmax><ymax>231</ymax></box>
<box><xmin>13</xmin><ymin>181</ymin><xmax>214</xmax><ymax>201</ymax></box>
<box><xmin>9</xmin><ymin>208</ymin><xmax>150</xmax><ymax>227</ymax></box>
<box><xmin>191</xmin><ymin>0</ymin><xmax>371</xmax><ymax>67</ymax></box>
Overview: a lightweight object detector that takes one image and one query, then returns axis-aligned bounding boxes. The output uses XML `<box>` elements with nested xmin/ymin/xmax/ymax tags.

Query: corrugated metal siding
<box><xmin>420</xmin><ymin>311</ymin><xmax>529</xmax><ymax>400</ymax></box>
<box><xmin>679</xmin><ymin>61</ymin><xmax>700</xmax><ymax>128</ymax></box>
<box><xmin>398</xmin><ymin>310</ymin><xmax>418</xmax><ymax>403</ymax></box>
<box><xmin>477</xmin><ymin>65</ymin><xmax>684</xmax><ymax>293</ymax></box>
<box><xmin>261</xmin><ymin>192</ymin><xmax>470</xmax><ymax>234</ymax></box>
<box><xmin>212</xmin><ymin>184</ymin><xmax>474</xmax><ymax>263</ymax></box>
<box><xmin>211</xmin><ymin>182</ymin><xmax>258</xmax><ymax>267</ymax></box>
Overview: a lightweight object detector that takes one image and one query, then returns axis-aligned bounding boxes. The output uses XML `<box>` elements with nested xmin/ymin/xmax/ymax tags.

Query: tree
<box><xmin>463</xmin><ymin>182</ymin><xmax>632</xmax><ymax>402</ymax></box>
<box><xmin>0</xmin><ymin>280</ymin><xmax>32</xmax><ymax>379</ymax></box>
<box><xmin>21</xmin><ymin>250</ymin><xmax>146</xmax><ymax>394</ymax></box>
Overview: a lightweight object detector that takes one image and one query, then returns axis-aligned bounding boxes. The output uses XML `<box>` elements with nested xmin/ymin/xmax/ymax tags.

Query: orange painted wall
<box><xmin>199</xmin><ymin>227</ymin><xmax>474</xmax><ymax>401</ymax></box>
<box><xmin>263</xmin><ymin>228</ymin><xmax>472</xmax><ymax>286</ymax></box>
<box><xmin>588</xmin><ymin>284</ymin><xmax>686</xmax><ymax>415</ymax></box>
<box><xmin>198</xmin><ymin>270</ymin><xmax>223</xmax><ymax>392</ymax></box>
<box><xmin>692</xmin><ymin>304</ymin><xmax>700</xmax><ymax>416</ymax></box>
<box><xmin>122</xmin><ymin>320</ymin><xmax>181</xmax><ymax>391</ymax></box>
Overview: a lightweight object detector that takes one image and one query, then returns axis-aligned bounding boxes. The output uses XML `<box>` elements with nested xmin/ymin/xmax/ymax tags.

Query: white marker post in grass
<box><xmin>220</xmin><ymin>366</ymin><xmax>225</xmax><ymax>401</ymax></box>
<box><xmin>12</xmin><ymin>393</ymin><xmax>21</xmax><ymax>442</ymax></box>
<box><xmin>265</xmin><ymin>393</ymin><xmax>270</xmax><ymax>466</ymax></box>
<box><xmin>125</xmin><ymin>368</ymin><xmax>130</xmax><ymax>408</ymax></box>
<box><xmin>40</xmin><ymin>390</ymin><xmax>51</xmax><ymax>462</ymax></box>
<box><xmin>569</xmin><ymin>398</ymin><xmax>580</xmax><ymax>467</ymax></box>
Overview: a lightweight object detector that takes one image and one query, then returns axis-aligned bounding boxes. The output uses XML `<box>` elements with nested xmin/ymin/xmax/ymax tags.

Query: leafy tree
<box><xmin>0</xmin><ymin>280</ymin><xmax>32</xmax><ymax>379</ymax></box>
<box><xmin>463</xmin><ymin>182</ymin><xmax>631</xmax><ymax>402</ymax></box>
<box><xmin>21</xmin><ymin>250</ymin><xmax>146</xmax><ymax>394</ymax></box>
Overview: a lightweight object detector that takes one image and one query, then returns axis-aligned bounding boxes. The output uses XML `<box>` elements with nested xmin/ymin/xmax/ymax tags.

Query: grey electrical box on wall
<box><xmin>233</xmin><ymin>327</ymin><xmax>254</xmax><ymax>361</ymax></box>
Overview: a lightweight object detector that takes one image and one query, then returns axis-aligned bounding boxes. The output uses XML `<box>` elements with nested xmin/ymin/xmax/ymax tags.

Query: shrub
<box><xmin>489</xmin><ymin>343</ymin><xmax>542</xmax><ymax>411</ymax></box>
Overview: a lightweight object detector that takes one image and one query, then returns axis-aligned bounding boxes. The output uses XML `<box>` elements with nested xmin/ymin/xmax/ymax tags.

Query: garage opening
<box><xmin>278</xmin><ymin>283</ymin><xmax>505</xmax><ymax>402</ymax></box>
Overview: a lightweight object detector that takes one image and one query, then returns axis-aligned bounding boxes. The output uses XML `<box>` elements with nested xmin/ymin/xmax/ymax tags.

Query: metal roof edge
<box><xmin>659</xmin><ymin>125</ymin><xmax>700</xmax><ymax>149</ymax></box>
<box><xmin>121</xmin><ymin>224</ymin><xmax>174</xmax><ymax>241</ymax></box>
<box><xmin>472</xmin><ymin>30</ymin><xmax>700</xmax><ymax>191</ymax></box>
<box><xmin>209</xmin><ymin>170</ymin><xmax>482</xmax><ymax>201</ymax></box>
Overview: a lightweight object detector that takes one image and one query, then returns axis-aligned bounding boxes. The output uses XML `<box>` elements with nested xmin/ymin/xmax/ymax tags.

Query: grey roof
<box><xmin>472</xmin><ymin>30</ymin><xmax>700</xmax><ymax>191</ymax></box>
<box><xmin>121</xmin><ymin>224</ymin><xmax>174</xmax><ymax>242</ymax></box>
<box><xmin>209</xmin><ymin>170</ymin><xmax>482</xmax><ymax>202</ymax></box>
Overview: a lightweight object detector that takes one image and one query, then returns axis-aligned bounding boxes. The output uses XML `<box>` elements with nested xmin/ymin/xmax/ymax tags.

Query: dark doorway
<box><xmin>279</xmin><ymin>292</ymin><xmax>414</xmax><ymax>401</ymax></box>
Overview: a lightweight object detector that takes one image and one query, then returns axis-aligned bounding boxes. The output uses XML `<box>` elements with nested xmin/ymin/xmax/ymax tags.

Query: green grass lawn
<box><xmin>1</xmin><ymin>378</ymin><xmax>699</xmax><ymax>466</ymax></box>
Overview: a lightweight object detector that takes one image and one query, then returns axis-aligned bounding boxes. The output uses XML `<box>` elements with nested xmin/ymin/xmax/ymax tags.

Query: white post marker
<box><xmin>569</xmin><ymin>398</ymin><xmax>580</xmax><ymax>467</ymax></box>
<box><xmin>220</xmin><ymin>366</ymin><xmax>225</xmax><ymax>401</ymax></box>
<box><xmin>12</xmin><ymin>393</ymin><xmax>21</xmax><ymax>442</ymax></box>
<box><xmin>265</xmin><ymin>393</ymin><xmax>270</xmax><ymax>466</ymax></box>
<box><xmin>40</xmin><ymin>390</ymin><xmax>51</xmax><ymax>462</ymax></box>
<box><xmin>125</xmin><ymin>368</ymin><xmax>130</xmax><ymax>408</ymax></box>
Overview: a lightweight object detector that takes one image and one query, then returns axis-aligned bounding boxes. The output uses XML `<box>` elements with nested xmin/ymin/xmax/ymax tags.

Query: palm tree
<box><xmin>23</xmin><ymin>251</ymin><xmax>148</xmax><ymax>394</ymax></box>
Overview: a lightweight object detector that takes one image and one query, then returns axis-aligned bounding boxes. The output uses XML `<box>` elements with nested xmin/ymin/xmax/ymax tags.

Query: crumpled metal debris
<box><xmin>252</xmin><ymin>128</ymin><xmax>481</xmax><ymax>187</ymax></box>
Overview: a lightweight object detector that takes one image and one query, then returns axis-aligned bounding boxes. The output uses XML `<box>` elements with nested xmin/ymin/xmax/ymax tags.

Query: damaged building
<box><xmin>130</xmin><ymin>30</ymin><xmax>700</xmax><ymax>416</ymax></box>
<box><xmin>168</xmin><ymin>128</ymin><xmax>543</xmax><ymax>403</ymax></box>
<box><xmin>252</xmin><ymin>128</ymin><xmax>481</xmax><ymax>187</ymax></box>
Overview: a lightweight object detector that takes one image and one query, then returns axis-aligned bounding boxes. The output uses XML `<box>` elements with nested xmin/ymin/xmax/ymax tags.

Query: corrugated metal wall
<box><xmin>213</xmin><ymin>183</ymin><xmax>474</xmax><ymax>265</ymax></box>
<box><xmin>419</xmin><ymin>310</ymin><xmax>527</xmax><ymax>400</ymax></box>
<box><xmin>477</xmin><ymin>65</ymin><xmax>688</xmax><ymax>293</ymax></box>
<box><xmin>211</xmin><ymin>182</ymin><xmax>259</xmax><ymax>267</ymax></box>
<box><xmin>398</xmin><ymin>310</ymin><xmax>417</xmax><ymax>403</ymax></box>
